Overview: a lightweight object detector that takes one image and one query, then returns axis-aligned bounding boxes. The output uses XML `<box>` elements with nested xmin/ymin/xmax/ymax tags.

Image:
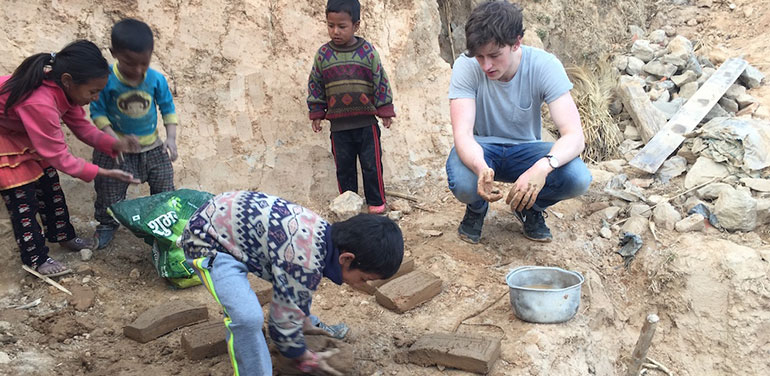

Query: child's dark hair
<box><xmin>326</xmin><ymin>0</ymin><xmax>361</xmax><ymax>23</ymax></box>
<box><xmin>331</xmin><ymin>214</ymin><xmax>403</xmax><ymax>278</ymax></box>
<box><xmin>111</xmin><ymin>18</ymin><xmax>154</xmax><ymax>53</ymax></box>
<box><xmin>1</xmin><ymin>40</ymin><xmax>109</xmax><ymax>114</ymax></box>
<box><xmin>465</xmin><ymin>1</ymin><xmax>525</xmax><ymax>57</ymax></box>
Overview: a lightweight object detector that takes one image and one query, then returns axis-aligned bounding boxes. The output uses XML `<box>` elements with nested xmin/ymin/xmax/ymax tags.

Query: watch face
<box><xmin>548</xmin><ymin>157</ymin><xmax>559</xmax><ymax>168</ymax></box>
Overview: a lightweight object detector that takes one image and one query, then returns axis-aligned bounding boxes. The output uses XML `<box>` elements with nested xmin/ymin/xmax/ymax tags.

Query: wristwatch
<box><xmin>544</xmin><ymin>155</ymin><xmax>560</xmax><ymax>169</ymax></box>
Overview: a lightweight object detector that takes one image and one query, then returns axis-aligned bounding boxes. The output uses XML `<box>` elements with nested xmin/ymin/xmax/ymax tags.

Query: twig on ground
<box><xmin>21</xmin><ymin>265</ymin><xmax>72</xmax><ymax>296</ymax></box>
<box><xmin>452</xmin><ymin>290</ymin><xmax>508</xmax><ymax>332</ymax></box>
<box><xmin>12</xmin><ymin>297</ymin><xmax>42</xmax><ymax>310</ymax></box>
<box><xmin>385</xmin><ymin>190</ymin><xmax>423</xmax><ymax>202</ymax></box>
<box><xmin>643</xmin><ymin>357</ymin><xmax>673</xmax><ymax>376</ymax></box>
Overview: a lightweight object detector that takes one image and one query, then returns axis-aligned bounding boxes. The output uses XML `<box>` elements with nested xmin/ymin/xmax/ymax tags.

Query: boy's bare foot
<box><xmin>36</xmin><ymin>258</ymin><xmax>72</xmax><ymax>277</ymax></box>
<box><xmin>61</xmin><ymin>236</ymin><xmax>97</xmax><ymax>252</ymax></box>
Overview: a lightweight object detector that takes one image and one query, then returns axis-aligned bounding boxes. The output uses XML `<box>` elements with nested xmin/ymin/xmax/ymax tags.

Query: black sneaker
<box><xmin>513</xmin><ymin>208</ymin><xmax>553</xmax><ymax>242</ymax></box>
<box><xmin>457</xmin><ymin>204</ymin><xmax>488</xmax><ymax>244</ymax></box>
<box><xmin>95</xmin><ymin>223</ymin><xmax>119</xmax><ymax>250</ymax></box>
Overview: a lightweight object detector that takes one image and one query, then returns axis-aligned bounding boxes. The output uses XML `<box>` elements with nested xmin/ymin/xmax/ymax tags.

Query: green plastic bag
<box><xmin>108</xmin><ymin>189</ymin><xmax>214</xmax><ymax>287</ymax></box>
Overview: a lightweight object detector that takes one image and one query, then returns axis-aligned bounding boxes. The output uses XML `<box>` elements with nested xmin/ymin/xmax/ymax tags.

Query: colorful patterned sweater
<box><xmin>307</xmin><ymin>37</ymin><xmax>395</xmax><ymax>132</ymax></box>
<box><xmin>180</xmin><ymin>191</ymin><xmax>342</xmax><ymax>358</ymax></box>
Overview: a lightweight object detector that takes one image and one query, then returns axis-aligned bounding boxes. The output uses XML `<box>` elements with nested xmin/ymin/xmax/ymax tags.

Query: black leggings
<box><xmin>1</xmin><ymin>167</ymin><xmax>76</xmax><ymax>268</ymax></box>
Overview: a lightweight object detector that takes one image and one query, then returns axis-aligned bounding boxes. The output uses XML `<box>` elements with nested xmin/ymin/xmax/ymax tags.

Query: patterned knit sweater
<box><xmin>307</xmin><ymin>37</ymin><xmax>395</xmax><ymax>131</ymax></box>
<box><xmin>180</xmin><ymin>191</ymin><xmax>343</xmax><ymax>358</ymax></box>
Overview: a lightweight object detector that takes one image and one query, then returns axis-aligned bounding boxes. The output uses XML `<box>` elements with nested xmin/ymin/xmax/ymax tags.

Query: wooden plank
<box><xmin>629</xmin><ymin>58</ymin><xmax>748</xmax><ymax>173</ymax></box>
<box><xmin>617</xmin><ymin>78</ymin><xmax>667</xmax><ymax>143</ymax></box>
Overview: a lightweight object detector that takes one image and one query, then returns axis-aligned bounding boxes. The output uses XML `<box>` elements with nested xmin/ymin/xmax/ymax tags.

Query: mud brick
<box><xmin>272</xmin><ymin>334</ymin><xmax>354</xmax><ymax>375</ymax></box>
<box><xmin>124</xmin><ymin>300</ymin><xmax>208</xmax><ymax>343</ymax></box>
<box><xmin>375</xmin><ymin>270</ymin><xmax>442</xmax><ymax>313</ymax></box>
<box><xmin>357</xmin><ymin>257</ymin><xmax>415</xmax><ymax>295</ymax></box>
<box><xmin>407</xmin><ymin>333</ymin><xmax>501</xmax><ymax>374</ymax></box>
<box><xmin>248</xmin><ymin>274</ymin><xmax>273</xmax><ymax>305</ymax></box>
<box><xmin>181</xmin><ymin>320</ymin><xmax>227</xmax><ymax>360</ymax></box>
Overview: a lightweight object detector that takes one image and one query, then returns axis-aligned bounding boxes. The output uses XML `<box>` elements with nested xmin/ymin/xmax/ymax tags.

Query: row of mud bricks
<box><xmin>120</xmin><ymin>258</ymin><xmax>500</xmax><ymax>374</ymax></box>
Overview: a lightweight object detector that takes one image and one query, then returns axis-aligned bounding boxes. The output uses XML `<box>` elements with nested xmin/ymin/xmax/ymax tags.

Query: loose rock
<box><xmin>631</xmin><ymin>40</ymin><xmax>656</xmax><ymax>62</ymax></box>
<box><xmin>80</xmin><ymin>248</ymin><xmax>93</xmax><ymax>262</ymax></box>
<box><xmin>329</xmin><ymin>191</ymin><xmax>364</xmax><ymax>221</ymax></box>
<box><xmin>652</xmin><ymin>202</ymin><xmax>682</xmax><ymax>230</ymax></box>
<box><xmin>675</xmin><ymin>214</ymin><xmax>706</xmax><ymax>232</ymax></box>
<box><xmin>684</xmin><ymin>157</ymin><xmax>729</xmax><ymax>189</ymax></box>
<box><xmin>714</xmin><ymin>189</ymin><xmax>757</xmax><ymax>231</ymax></box>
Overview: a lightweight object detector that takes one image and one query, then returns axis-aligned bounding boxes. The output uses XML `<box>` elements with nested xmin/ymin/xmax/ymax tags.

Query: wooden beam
<box><xmin>629</xmin><ymin>58</ymin><xmax>748</xmax><ymax>173</ymax></box>
<box><xmin>617</xmin><ymin>78</ymin><xmax>667</xmax><ymax>143</ymax></box>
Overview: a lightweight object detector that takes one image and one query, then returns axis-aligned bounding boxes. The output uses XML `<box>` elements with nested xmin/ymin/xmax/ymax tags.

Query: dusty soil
<box><xmin>1</xmin><ymin>0</ymin><xmax>769</xmax><ymax>375</ymax></box>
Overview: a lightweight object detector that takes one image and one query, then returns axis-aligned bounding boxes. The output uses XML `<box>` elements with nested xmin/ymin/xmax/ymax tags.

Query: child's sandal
<box><xmin>35</xmin><ymin>258</ymin><xmax>72</xmax><ymax>277</ymax></box>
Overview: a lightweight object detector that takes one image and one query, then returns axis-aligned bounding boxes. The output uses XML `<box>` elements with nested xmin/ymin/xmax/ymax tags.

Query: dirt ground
<box><xmin>1</xmin><ymin>0</ymin><xmax>770</xmax><ymax>375</ymax></box>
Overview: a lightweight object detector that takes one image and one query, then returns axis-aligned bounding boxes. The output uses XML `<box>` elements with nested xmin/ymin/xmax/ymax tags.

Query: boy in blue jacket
<box><xmin>90</xmin><ymin>18</ymin><xmax>179</xmax><ymax>248</ymax></box>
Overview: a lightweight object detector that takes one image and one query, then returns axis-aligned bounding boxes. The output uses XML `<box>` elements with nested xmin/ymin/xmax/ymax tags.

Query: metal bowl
<box><xmin>505</xmin><ymin>266</ymin><xmax>584</xmax><ymax>324</ymax></box>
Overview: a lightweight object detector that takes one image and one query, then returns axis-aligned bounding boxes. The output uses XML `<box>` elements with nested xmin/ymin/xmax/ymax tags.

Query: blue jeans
<box><xmin>187</xmin><ymin>252</ymin><xmax>273</xmax><ymax>376</ymax></box>
<box><xmin>446</xmin><ymin>142</ymin><xmax>592</xmax><ymax>214</ymax></box>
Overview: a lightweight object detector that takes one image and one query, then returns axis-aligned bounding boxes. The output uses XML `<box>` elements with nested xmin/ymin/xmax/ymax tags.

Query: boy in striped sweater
<box><xmin>307</xmin><ymin>0</ymin><xmax>395</xmax><ymax>215</ymax></box>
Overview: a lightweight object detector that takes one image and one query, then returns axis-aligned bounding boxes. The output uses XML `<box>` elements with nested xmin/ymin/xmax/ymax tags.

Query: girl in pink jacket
<box><xmin>0</xmin><ymin>40</ymin><xmax>140</xmax><ymax>276</ymax></box>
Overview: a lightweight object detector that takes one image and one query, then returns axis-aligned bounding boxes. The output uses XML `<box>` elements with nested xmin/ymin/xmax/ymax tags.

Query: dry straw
<box><xmin>565</xmin><ymin>59</ymin><xmax>624</xmax><ymax>163</ymax></box>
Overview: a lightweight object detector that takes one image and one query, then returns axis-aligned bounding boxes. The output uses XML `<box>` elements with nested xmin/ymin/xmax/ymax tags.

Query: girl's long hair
<box><xmin>1</xmin><ymin>39</ymin><xmax>109</xmax><ymax>114</ymax></box>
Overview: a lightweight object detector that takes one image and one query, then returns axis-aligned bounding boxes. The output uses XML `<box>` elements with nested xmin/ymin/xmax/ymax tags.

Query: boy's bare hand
<box><xmin>113</xmin><ymin>135</ymin><xmax>140</xmax><ymax>153</ymax></box>
<box><xmin>312</xmin><ymin>349</ymin><xmax>343</xmax><ymax>376</ymax></box>
<box><xmin>382</xmin><ymin>117</ymin><xmax>393</xmax><ymax>129</ymax></box>
<box><xmin>312</xmin><ymin>119</ymin><xmax>322</xmax><ymax>133</ymax></box>
<box><xmin>165</xmin><ymin>138</ymin><xmax>178</xmax><ymax>161</ymax></box>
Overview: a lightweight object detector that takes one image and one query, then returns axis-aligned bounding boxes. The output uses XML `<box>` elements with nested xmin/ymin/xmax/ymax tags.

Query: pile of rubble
<box><xmin>611</xmin><ymin>27</ymin><xmax>766</xmax><ymax>124</ymax></box>
<box><xmin>590</xmin><ymin>26</ymin><xmax>769</xmax><ymax>242</ymax></box>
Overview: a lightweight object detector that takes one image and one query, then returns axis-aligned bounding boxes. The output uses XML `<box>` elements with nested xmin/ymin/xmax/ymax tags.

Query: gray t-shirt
<box><xmin>448</xmin><ymin>45</ymin><xmax>573</xmax><ymax>145</ymax></box>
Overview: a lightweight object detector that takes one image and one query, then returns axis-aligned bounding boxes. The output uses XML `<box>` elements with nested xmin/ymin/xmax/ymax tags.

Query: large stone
<box><xmin>626</xmin><ymin>56</ymin><xmax>645</xmax><ymax>75</ymax></box>
<box><xmin>671</xmin><ymin>71</ymin><xmax>697</xmax><ymax>87</ymax></box>
<box><xmin>631</xmin><ymin>40</ymin><xmax>656</xmax><ymax>62</ymax></box>
<box><xmin>740</xmin><ymin>178</ymin><xmax>770</xmax><ymax>192</ymax></box>
<box><xmin>684</xmin><ymin>157</ymin><xmax>729</xmax><ymax>189</ymax></box>
<box><xmin>657</xmin><ymin>155</ymin><xmax>687</xmax><ymax>183</ymax></box>
<box><xmin>653</xmin><ymin>97</ymin><xmax>685</xmax><ymax>120</ymax></box>
<box><xmin>714</xmin><ymin>189</ymin><xmax>757</xmax><ymax>231</ymax></box>
<box><xmin>679</xmin><ymin>81</ymin><xmax>699</xmax><ymax>99</ymax></box>
<box><xmin>740</xmin><ymin>64</ymin><xmax>765</xmax><ymax>88</ymax></box>
<box><xmin>697</xmin><ymin>67</ymin><xmax>716</xmax><ymax>85</ymax></box>
<box><xmin>612</xmin><ymin>55</ymin><xmax>629</xmax><ymax>71</ymax></box>
<box><xmin>685</xmin><ymin>54</ymin><xmax>703</xmax><ymax>76</ymax></box>
<box><xmin>675</xmin><ymin>213</ymin><xmax>706</xmax><ymax>232</ymax></box>
<box><xmin>624</xmin><ymin>125</ymin><xmax>641</xmax><ymax>141</ymax></box>
<box><xmin>718</xmin><ymin>97</ymin><xmax>739</xmax><ymax>113</ymax></box>
<box><xmin>735</xmin><ymin>93</ymin><xmax>757</xmax><ymax>109</ymax></box>
<box><xmin>696</xmin><ymin>182</ymin><xmax>734</xmax><ymax>200</ymax></box>
<box><xmin>652</xmin><ymin>202</ymin><xmax>682</xmax><ymax>230</ymax></box>
<box><xmin>666</xmin><ymin>35</ymin><xmax>694</xmax><ymax>61</ymax></box>
<box><xmin>629</xmin><ymin>203</ymin><xmax>652</xmax><ymax>218</ymax></box>
<box><xmin>724</xmin><ymin>84</ymin><xmax>747</xmax><ymax>100</ymax></box>
<box><xmin>622</xmin><ymin>215</ymin><xmax>649</xmax><ymax>235</ymax></box>
<box><xmin>703</xmin><ymin>103</ymin><xmax>730</xmax><ymax>122</ymax></box>
<box><xmin>329</xmin><ymin>191</ymin><xmax>364</xmax><ymax>221</ymax></box>
<box><xmin>648</xmin><ymin>29</ymin><xmax>667</xmax><ymax>44</ymax></box>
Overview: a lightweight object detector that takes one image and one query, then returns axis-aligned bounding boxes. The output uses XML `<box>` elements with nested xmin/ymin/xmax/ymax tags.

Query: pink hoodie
<box><xmin>0</xmin><ymin>76</ymin><xmax>116</xmax><ymax>182</ymax></box>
